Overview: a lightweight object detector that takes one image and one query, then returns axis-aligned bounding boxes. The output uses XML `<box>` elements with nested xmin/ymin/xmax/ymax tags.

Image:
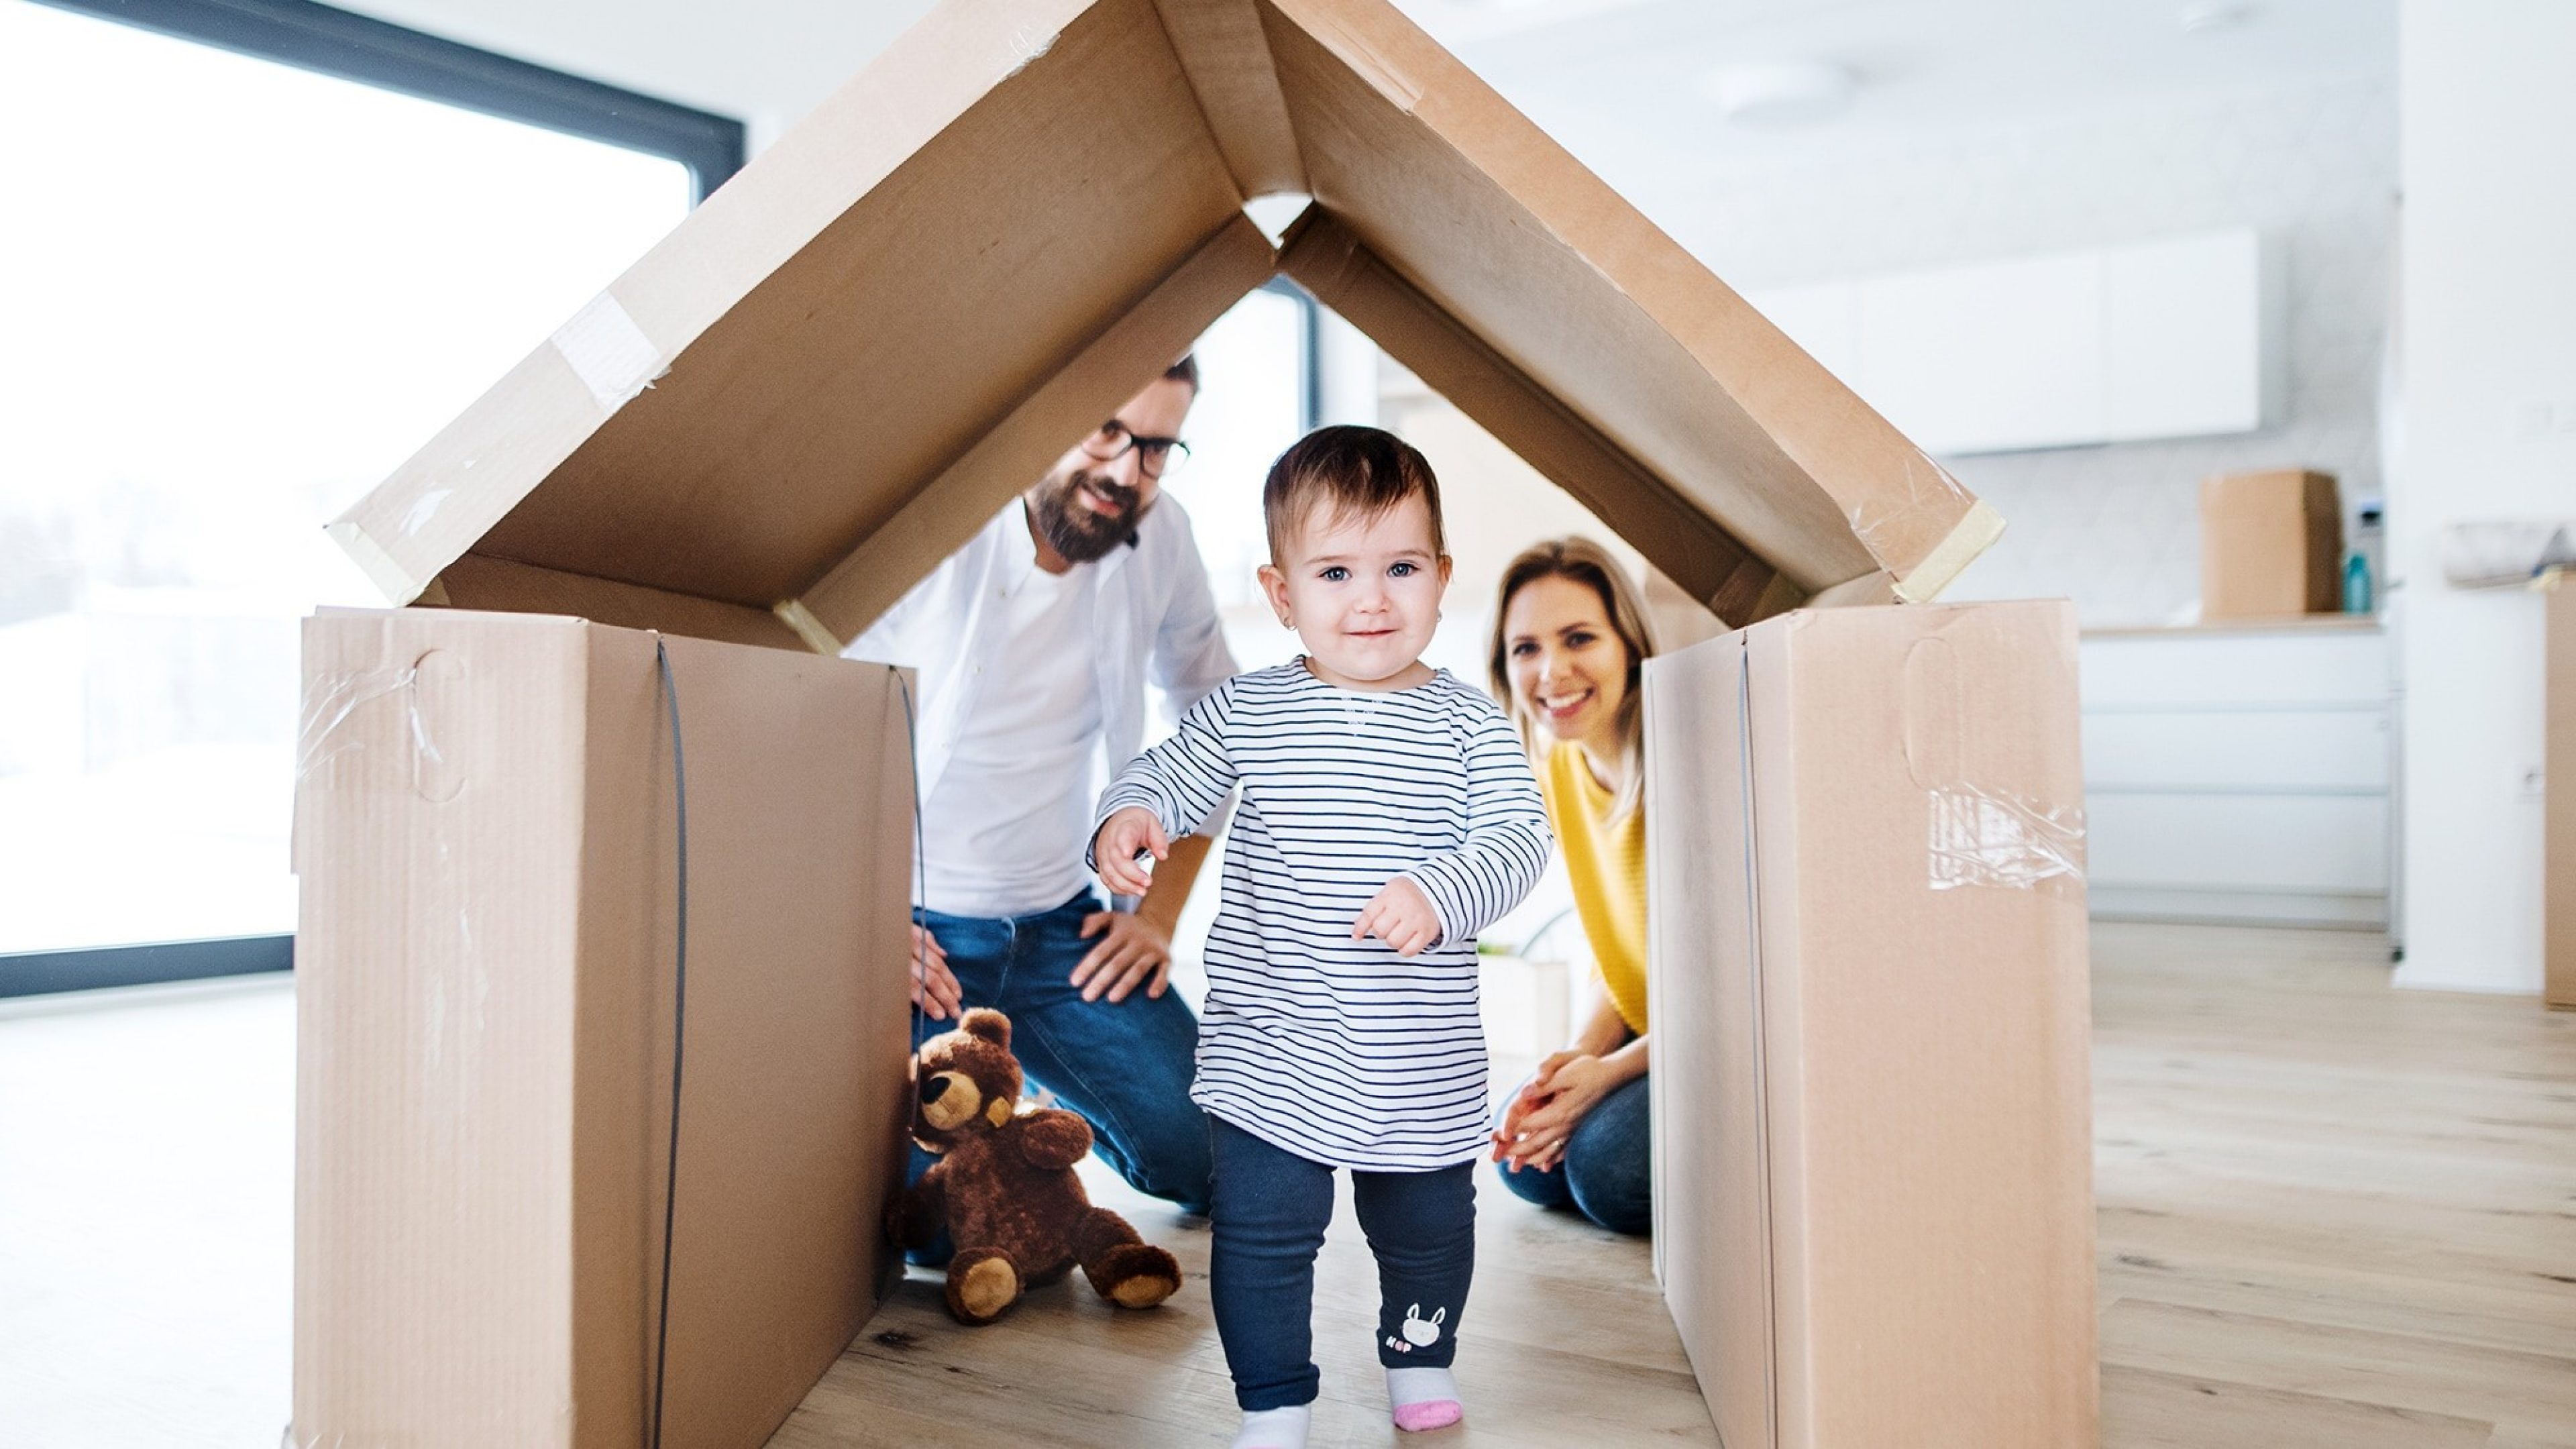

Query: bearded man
<box><xmin>849</xmin><ymin>356</ymin><xmax>1231</xmax><ymax>1226</ymax></box>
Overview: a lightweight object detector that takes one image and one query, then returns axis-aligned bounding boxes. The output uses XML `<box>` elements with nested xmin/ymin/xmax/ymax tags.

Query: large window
<box><xmin>0</xmin><ymin>0</ymin><xmax>735</xmax><ymax>983</ymax></box>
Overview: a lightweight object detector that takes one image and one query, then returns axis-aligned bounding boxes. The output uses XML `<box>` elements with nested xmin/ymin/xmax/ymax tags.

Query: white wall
<box><xmin>1661</xmin><ymin>75</ymin><xmax>2396</xmax><ymax>627</ymax></box>
<box><xmin>2389</xmin><ymin>1</ymin><xmax>2576</xmax><ymax>994</ymax></box>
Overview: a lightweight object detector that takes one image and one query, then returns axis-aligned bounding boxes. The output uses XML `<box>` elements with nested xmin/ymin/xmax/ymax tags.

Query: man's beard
<box><xmin>1027</xmin><ymin>464</ymin><xmax>1148</xmax><ymax>565</ymax></box>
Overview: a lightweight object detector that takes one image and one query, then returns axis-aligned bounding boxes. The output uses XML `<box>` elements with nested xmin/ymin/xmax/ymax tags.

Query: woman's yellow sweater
<box><xmin>1536</xmin><ymin>741</ymin><xmax>1648</xmax><ymax>1036</ymax></box>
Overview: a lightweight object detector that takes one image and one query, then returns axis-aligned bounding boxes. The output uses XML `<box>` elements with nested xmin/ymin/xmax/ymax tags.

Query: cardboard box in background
<box><xmin>291</xmin><ymin>609</ymin><xmax>914</xmax><ymax>1447</ymax></box>
<box><xmin>2202</xmin><ymin>468</ymin><xmax>2343</xmax><ymax>619</ymax></box>
<box><xmin>2546</xmin><ymin>582</ymin><xmax>2576</xmax><ymax>1010</ymax></box>
<box><xmin>1645</xmin><ymin>600</ymin><xmax>2098</xmax><ymax>1448</ymax></box>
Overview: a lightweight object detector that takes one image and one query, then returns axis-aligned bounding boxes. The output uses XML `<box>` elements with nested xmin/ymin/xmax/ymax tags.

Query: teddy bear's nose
<box><xmin>920</xmin><ymin>1073</ymin><xmax>951</xmax><ymax>1105</ymax></box>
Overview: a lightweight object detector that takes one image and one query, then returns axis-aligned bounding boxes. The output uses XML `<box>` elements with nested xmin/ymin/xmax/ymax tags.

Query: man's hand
<box><xmin>1071</xmin><ymin>910</ymin><xmax>1172</xmax><ymax>1004</ymax></box>
<box><xmin>910</xmin><ymin>922</ymin><xmax>962</xmax><ymax>1021</ymax></box>
<box><xmin>1092</xmin><ymin>806</ymin><xmax>1169</xmax><ymax>896</ymax></box>
<box><xmin>1352</xmin><ymin>875</ymin><xmax>1441</xmax><ymax>957</ymax></box>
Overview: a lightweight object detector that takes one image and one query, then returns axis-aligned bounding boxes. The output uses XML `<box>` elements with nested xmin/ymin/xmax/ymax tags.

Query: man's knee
<box><xmin>1089</xmin><ymin>1089</ymin><xmax>1212</xmax><ymax>1211</ymax></box>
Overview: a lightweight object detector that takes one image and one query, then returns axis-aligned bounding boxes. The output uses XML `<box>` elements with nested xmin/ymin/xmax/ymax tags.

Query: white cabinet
<box><xmin>2104</xmin><ymin>230</ymin><xmax>2283</xmax><ymax>442</ymax></box>
<box><xmin>2079</xmin><ymin>623</ymin><xmax>2392</xmax><ymax>928</ymax></box>
<box><xmin>1747</xmin><ymin>228</ymin><xmax>2281</xmax><ymax>457</ymax></box>
<box><xmin>1860</xmin><ymin>251</ymin><xmax>2107</xmax><ymax>454</ymax></box>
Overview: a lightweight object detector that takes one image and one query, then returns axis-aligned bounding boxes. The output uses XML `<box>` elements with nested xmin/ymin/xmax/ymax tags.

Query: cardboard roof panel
<box><xmin>332</xmin><ymin>0</ymin><xmax>2000</xmax><ymax>643</ymax></box>
<box><xmin>477</xmin><ymin>0</ymin><xmax>1246</xmax><ymax>607</ymax></box>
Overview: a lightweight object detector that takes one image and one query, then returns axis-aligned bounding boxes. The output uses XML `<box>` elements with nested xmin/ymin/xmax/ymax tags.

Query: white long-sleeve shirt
<box><xmin>1095</xmin><ymin>661</ymin><xmax>1551</xmax><ymax>1169</ymax></box>
<box><xmin>845</xmin><ymin>499</ymin><xmax>1237</xmax><ymax>915</ymax></box>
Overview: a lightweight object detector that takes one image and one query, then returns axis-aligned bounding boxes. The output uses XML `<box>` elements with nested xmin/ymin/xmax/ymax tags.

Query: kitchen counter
<box><xmin>2082</xmin><ymin>613</ymin><xmax>2383</xmax><ymax>639</ymax></box>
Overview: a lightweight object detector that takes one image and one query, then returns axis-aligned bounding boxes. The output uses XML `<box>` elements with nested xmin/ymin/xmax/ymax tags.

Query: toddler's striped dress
<box><xmin>1095</xmin><ymin>661</ymin><xmax>1550</xmax><ymax>1171</ymax></box>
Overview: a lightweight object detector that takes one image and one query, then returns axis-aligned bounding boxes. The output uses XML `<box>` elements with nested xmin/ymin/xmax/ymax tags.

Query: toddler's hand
<box><xmin>1352</xmin><ymin>876</ymin><xmax>1441</xmax><ymax>957</ymax></box>
<box><xmin>1093</xmin><ymin>807</ymin><xmax>1169</xmax><ymax>896</ymax></box>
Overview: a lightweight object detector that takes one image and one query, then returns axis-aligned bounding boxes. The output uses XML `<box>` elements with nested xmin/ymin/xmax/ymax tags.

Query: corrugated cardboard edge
<box><xmin>773</xmin><ymin>598</ymin><xmax>844</xmax><ymax>656</ymax></box>
<box><xmin>323</xmin><ymin>519</ymin><xmax>429</xmax><ymax>607</ymax></box>
<box><xmin>2548</xmin><ymin>579</ymin><xmax>2576</xmax><ymax>1010</ymax></box>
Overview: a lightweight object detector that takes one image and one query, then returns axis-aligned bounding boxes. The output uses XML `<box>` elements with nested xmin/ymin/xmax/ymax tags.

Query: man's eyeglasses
<box><xmin>1079</xmin><ymin>419</ymin><xmax>1191</xmax><ymax>478</ymax></box>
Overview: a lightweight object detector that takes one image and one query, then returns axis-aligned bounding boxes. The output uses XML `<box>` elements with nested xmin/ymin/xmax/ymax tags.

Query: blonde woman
<box><xmin>1485</xmin><ymin>537</ymin><xmax>1657</xmax><ymax>1235</ymax></box>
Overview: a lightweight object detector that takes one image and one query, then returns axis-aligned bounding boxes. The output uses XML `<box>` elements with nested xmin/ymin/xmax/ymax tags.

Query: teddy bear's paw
<box><xmin>947</xmin><ymin>1250</ymin><xmax>1023</xmax><ymax>1324</ymax></box>
<box><xmin>1092</xmin><ymin>1243</ymin><xmax>1181</xmax><ymax>1309</ymax></box>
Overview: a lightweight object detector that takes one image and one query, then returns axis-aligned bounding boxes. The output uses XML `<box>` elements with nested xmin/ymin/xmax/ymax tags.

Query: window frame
<box><xmin>3</xmin><ymin>0</ymin><xmax>741</xmax><ymax>996</ymax></box>
<box><xmin>28</xmin><ymin>0</ymin><xmax>746</xmax><ymax>199</ymax></box>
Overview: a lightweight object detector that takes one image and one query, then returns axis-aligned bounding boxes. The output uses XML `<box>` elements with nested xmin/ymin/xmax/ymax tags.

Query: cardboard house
<box><xmin>292</xmin><ymin>0</ymin><xmax>2092</xmax><ymax>1444</ymax></box>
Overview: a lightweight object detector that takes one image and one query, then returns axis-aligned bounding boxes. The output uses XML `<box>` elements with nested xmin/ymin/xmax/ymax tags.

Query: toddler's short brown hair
<box><xmin>1262</xmin><ymin>425</ymin><xmax>1447</xmax><ymax>562</ymax></box>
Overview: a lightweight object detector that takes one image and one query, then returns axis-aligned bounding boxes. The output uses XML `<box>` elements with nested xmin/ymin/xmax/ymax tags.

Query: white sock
<box><xmin>1387</xmin><ymin>1366</ymin><xmax>1462</xmax><ymax>1431</ymax></box>
<box><xmin>1231</xmin><ymin>1404</ymin><xmax>1311</xmax><ymax>1449</ymax></box>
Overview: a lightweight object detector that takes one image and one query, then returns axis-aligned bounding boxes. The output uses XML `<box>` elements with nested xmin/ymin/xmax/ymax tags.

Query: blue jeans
<box><xmin>1492</xmin><ymin>1070</ymin><xmax>1653</xmax><ymax>1235</ymax></box>
<box><xmin>909</xmin><ymin>892</ymin><xmax>1214</xmax><ymax>1236</ymax></box>
<box><xmin>1208</xmin><ymin>1116</ymin><xmax>1477</xmax><ymax>1412</ymax></box>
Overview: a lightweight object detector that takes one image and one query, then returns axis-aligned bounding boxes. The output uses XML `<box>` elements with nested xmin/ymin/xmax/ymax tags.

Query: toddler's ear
<box><xmin>960</xmin><ymin>1007</ymin><xmax>1012</xmax><ymax>1051</ymax></box>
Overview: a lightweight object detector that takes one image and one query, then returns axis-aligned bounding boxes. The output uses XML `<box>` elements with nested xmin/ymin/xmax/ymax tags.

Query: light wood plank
<box><xmin>2101</xmin><ymin>1362</ymin><xmax>2494</xmax><ymax>1449</ymax></box>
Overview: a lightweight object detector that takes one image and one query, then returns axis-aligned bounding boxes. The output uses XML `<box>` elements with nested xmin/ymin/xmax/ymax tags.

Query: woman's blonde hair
<box><xmin>1488</xmin><ymin>537</ymin><xmax>1660</xmax><ymax>824</ymax></box>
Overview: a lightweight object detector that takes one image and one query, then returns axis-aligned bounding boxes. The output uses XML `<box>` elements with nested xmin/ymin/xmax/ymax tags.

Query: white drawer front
<box><xmin>2086</xmin><ymin>793</ymin><xmax>2388</xmax><ymax>894</ymax></box>
<box><xmin>2084</xmin><ymin>710</ymin><xmax>2390</xmax><ymax>792</ymax></box>
<box><xmin>2081</xmin><ymin>631</ymin><xmax>2388</xmax><ymax>710</ymax></box>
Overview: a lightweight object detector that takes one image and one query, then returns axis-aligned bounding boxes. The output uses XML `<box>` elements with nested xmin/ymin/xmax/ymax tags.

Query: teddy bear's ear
<box><xmin>959</xmin><ymin>1008</ymin><xmax>1012</xmax><ymax>1051</ymax></box>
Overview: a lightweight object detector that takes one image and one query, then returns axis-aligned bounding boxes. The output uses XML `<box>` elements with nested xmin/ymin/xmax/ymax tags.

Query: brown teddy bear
<box><xmin>888</xmin><ymin>1007</ymin><xmax>1183</xmax><ymax>1324</ymax></box>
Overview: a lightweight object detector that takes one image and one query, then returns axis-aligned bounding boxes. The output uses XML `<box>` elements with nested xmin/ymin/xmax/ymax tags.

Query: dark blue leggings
<box><xmin>1492</xmin><ymin>1070</ymin><xmax>1652</xmax><ymax>1235</ymax></box>
<box><xmin>1208</xmin><ymin>1116</ymin><xmax>1477</xmax><ymax>1412</ymax></box>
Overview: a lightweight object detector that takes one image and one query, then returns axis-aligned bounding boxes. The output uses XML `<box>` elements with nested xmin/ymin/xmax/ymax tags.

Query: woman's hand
<box><xmin>1491</xmin><ymin>1051</ymin><xmax>1621</xmax><ymax>1173</ymax></box>
<box><xmin>1093</xmin><ymin>806</ymin><xmax>1169</xmax><ymax>896</ymax></box>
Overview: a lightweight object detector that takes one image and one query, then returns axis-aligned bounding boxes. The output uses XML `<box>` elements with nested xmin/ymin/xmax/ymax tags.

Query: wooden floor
<box><xmin>772</xmin><ymin>924</ymin><xmax>2576</xmax><ymax>1448</ymax></box>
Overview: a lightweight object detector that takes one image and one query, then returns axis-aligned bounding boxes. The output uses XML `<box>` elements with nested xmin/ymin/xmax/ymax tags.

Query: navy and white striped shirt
<box><xmin>1095</xmin><ymin>661</ymin><xmax>1550</xmax><ymax>1170</ymax></box>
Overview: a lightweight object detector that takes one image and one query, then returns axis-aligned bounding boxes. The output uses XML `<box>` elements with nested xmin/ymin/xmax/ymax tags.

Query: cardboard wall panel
<box><xmin>292</xmin><ymin>610</ymin><xmax>912</xmax><ymax>1446</ymax></box>
<box><xmin>1645</xmin><ymin>601</ymin><xmax>2098</xmax><ymax>1448</ymax></box>
<box><xmin>2549</xmin><ymin>583</ymin><xmax>2576</xmax><ymax>1010</ymax></box>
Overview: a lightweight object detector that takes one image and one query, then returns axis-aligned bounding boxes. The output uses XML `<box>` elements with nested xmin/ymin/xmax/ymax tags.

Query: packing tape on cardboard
<box><xmin>551</xmin><ymin>291</ymin><xmax>666</xmax><ymax>411</ymax></box>
<box><xmin>1927</xmin><ymin>783</ymin><xmax>2085</xmax><ymax>896</ymax></box>
<box><xmin>1841</xmin><ymin>449</ymin><xmax>2003</xmax><ymax>603</ymax></box>
<box><xmin>1894</xmin><ymin>500</ymin><xmax>2006</xmax><ymax>604</ymax></box>
<box><xmin>295</xmin><ymin>665</ymin><xmax>424</xmax><ymax>785</ymax></box>
<box><xmin>1003</xmin><ymin>20</ymin><xmax>1060</xmax><ymax>76</ymax></box>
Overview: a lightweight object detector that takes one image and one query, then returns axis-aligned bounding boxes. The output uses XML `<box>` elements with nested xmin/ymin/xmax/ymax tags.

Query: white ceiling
<box><xmin>1421</xmin><ymin>0</ymin><xmax>2394</xmax><ymax>191</ymax></box>
<box><xmin>331</xmin><ymin>0</ymin><xmax>2395</xmax><ymax>194</ymax></box>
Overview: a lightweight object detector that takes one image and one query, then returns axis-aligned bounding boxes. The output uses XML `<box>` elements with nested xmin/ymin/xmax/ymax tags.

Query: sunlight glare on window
<box><xmin>0</xmin><ymin>0</ymin><xmax>692</xmax><ymax>953</ymax></box>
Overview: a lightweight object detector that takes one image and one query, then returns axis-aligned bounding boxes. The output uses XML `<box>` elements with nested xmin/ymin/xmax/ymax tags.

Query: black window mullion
<box><xmin>28</xmin><ymin>0</ymin><xmax>745</xmax><ymax>199</ymax></box>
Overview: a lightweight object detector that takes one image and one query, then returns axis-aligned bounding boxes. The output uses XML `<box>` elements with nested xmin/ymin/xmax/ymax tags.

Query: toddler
<box><xmin>1091</xmin><ymin>426</ymin><xmax>1549</xmax><ymax>1449</ymax></box>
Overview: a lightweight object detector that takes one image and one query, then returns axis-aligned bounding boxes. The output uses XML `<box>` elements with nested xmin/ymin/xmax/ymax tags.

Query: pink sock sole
<box><xmin>1392</xmin><ymin>1400</ymin><xmax>1462</xmax><ymax>1432</ymax></box>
